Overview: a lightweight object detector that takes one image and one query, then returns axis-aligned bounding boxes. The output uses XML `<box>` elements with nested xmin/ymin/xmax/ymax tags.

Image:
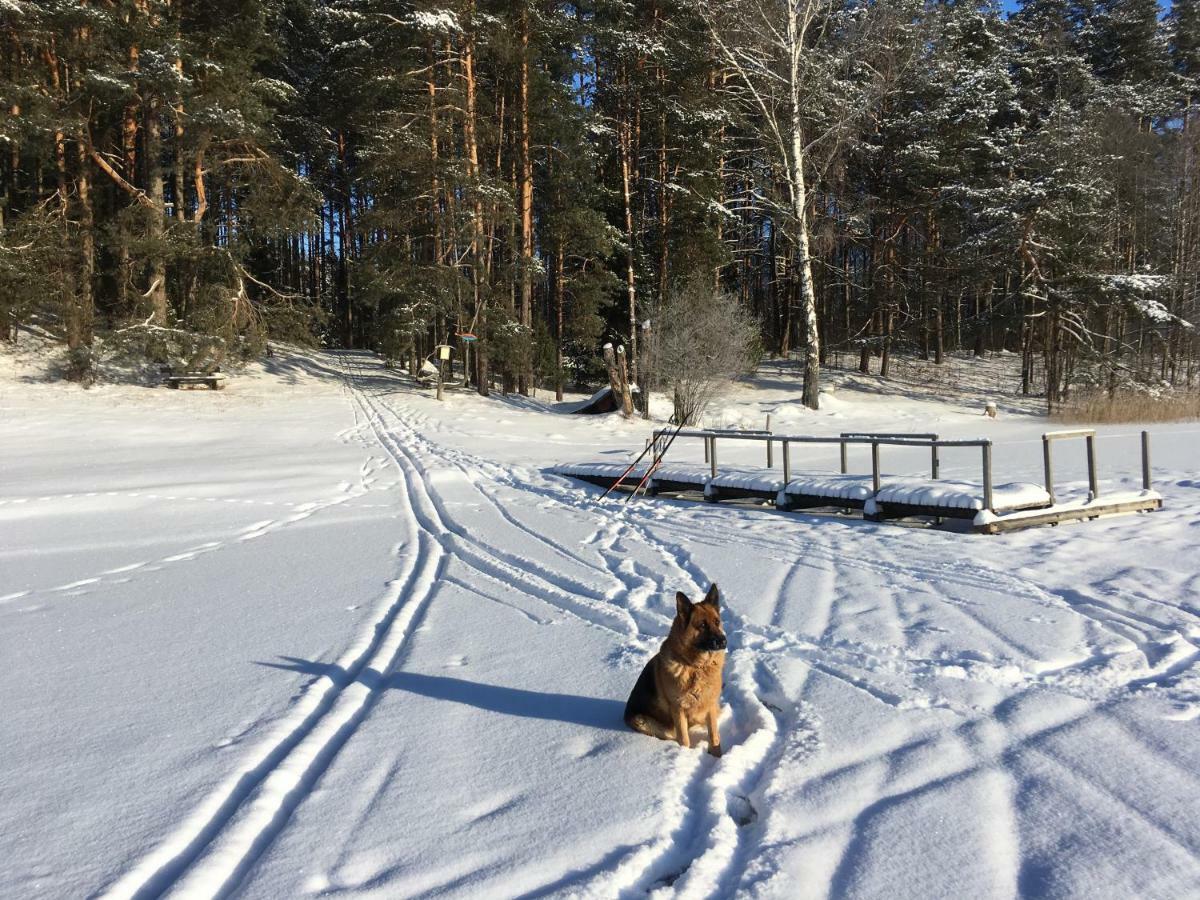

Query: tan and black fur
<box><xmin>624</xmin><ymin>584</ymin><xmax>727</xmax><ymax>757</ymax></box>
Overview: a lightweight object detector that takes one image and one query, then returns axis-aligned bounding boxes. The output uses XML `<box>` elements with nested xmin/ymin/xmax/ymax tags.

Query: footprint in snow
<box><xmin>445</xmin><ymin>655</ymin><xmax>468</xmax><ymax>668</ymax></box>
<box><xmin>1163</xmin><ymin>703</ymin><xmax>1200</xmax><ymax>722</ymax></box>
<box><xmin>727</xmin><ymin>793</ymin><xmax>759</xmax><ymax>827</ymax></box>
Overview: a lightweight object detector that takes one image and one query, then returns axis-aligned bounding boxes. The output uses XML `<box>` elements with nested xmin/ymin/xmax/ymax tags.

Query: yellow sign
<box><xmin>437</xmin><ymin>345</ymin><xmax>452</xmax><ymax>360</ymax></box>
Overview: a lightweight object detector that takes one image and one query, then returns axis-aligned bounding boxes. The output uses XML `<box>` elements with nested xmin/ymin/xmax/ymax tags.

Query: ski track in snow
<box><xmin>1</xmin><ymin>454</ymin><xmax>395</xmax><ymax>607</ymax></box>
<box><xmin>90</xmin><ymin>351</ymin><xmax>1200</xmax><ymax>898</ymax></box>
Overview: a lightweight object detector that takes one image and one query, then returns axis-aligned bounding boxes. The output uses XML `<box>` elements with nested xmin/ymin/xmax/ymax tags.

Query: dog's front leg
<box><xmin>706</xmin><ymin>704</ymin><xmax>722</xmax><ymax>757</ymax></box>
<box><xmin>674</xmin><ymin>707</ymin><xmax>691</xmax><ymax>748</ymax></box>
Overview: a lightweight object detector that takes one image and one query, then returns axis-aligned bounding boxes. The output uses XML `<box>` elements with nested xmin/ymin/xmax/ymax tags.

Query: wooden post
<box><xmin>840</xmin><ymin>440</ymin><xmax>848</xmax><ymax>475</ymax></box>
<box><xmin>871</xmin><ymin>441</ymin><xmax>881</xmax><ymax>493</ymax></box>
<box><xmin>1141</xmin><ymin>431</ymin><xmax>1152</xmax><ymax>491</ymax></box>
<box><xmin>931</xmin><ymin>444</ymin><xmax>940</xmax><ymax>480</ymax></box>
<box><xmin>1042</xmin><ymin>435</ymin><xmax>1055</xmax><ymax>504</ymax></box>
<box><xmin>710</xmin><ymin>436</ymin><xmax>718</xmax><ymax>480</ymax></box>
<box><xmin>982</xmin><ymin>442</ymin><xmax>994</xmax><ymax>512</ymax></box>
<box><xmin>767</xmin><ymin>438</ymin><xmax>773</xmax><ymax>469</ymax></box>
<box><xmin>704</xmin><ymin>435</ymin><xmax>710</xmax><ymax>464</ymax></box>
<box><xmin>602</xmin><ymin>343</ymin><xmax>634</xmax><ymax>418</ymax></box>
<box><xmin>782</xmin><ymin>440</ymin><xmax>791</xmax><ymax>483</ymax></box>
<box><xmin>1085</xmin><ymin>434</ymin><xmax>1098</xmax><ymax>500</ymax></box>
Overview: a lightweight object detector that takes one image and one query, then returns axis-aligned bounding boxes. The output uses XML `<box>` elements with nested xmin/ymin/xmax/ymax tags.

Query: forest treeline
<box><xmin>2</xmin><ymin>0</ymin><xmax>1199</xmax><ymax>409</ymax></box>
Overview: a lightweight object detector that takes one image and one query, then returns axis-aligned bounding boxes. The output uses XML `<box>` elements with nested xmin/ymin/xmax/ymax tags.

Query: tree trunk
<box><xmin>602</xmin><ymin>343</ymin><xmax>634</xmax><ymax>418</ymax></box>
<box><xmin>337</xmin><ymin>130</ymin><xmax>353</xmax><ymax>347</ymax></box>
<box><xmin>555</xmin><ymin>249</ymin><xmax>564</xmax><ymax>401</ymax></box>
<box><xmin>517</xmin><ymin>3</ymin><xmax>534</xmax><ymax>395</ymax></box>
<box><xmin>67</xmin><ymin>140</ymin><xmax>95</xmax><ymax>381</ymax></box>
<box><xmin>619</xmin><ymin>76</ymin><xmax>638</xmax><ymax>396</ymax></box>
<box><xmin>146</xmin><ymin>97</ymin><xmax>169</xmax><ymax>325</ymax></box>
<box><xmin>786</xmin><ymin>4</ymin><xmax>820</xmax><ymax>409</ymax></box>
<box><xmin>463</xmin><ymin>4</ymin><xmax>489</xmax><ymax>397</ymax></box>
<box><xmin>934</xmin><ymin>299</ymin><xmax>944</xmax><ymax>365</ymax></box>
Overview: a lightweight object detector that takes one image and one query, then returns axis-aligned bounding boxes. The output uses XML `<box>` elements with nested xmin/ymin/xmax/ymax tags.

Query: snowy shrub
<box><xmin>656</xmin><ymin>274</ymin><xmax>761</xmax><ymax>426</ymax></box>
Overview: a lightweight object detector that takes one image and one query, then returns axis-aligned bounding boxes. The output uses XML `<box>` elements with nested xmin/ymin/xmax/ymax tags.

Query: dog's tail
<box><xmin>626</xmin><ymin>713</ymin><xmax>676</xmax><ymax>741</ymax></box>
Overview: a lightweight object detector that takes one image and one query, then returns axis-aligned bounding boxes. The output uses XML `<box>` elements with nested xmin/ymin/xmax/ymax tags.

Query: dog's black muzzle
<box><xmin>701</xmin><ymin>635</ymin><xmax>728</xmax><ymax>652</ymax></box>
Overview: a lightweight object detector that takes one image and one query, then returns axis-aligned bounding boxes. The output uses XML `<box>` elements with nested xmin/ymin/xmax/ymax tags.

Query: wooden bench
<box><xmin>166</xmin><ymin>372</ymin><xmax>227</xmax><ymax>390</ymax></box>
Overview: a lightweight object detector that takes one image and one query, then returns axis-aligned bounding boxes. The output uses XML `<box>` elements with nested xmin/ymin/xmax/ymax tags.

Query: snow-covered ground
<box><xmin>2</xmin><ymin>347</ymin><xmax>1199</xmax><ymax>899</ymax></box>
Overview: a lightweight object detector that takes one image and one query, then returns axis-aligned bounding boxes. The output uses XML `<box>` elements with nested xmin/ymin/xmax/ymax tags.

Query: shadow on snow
<box><xmin>257</xmin><ymin>655</ymin><xmax>628</xmax><ymax>733</ymax></box>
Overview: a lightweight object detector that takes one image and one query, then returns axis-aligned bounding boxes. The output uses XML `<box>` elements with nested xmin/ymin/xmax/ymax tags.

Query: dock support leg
<box><xmin>1141</xmin><ymin>431</ymin><xmax>1152</xmax><ymax>491</ymax></box>
<box><xmin>1042</xmin><ymin>436</ymin><xmax>1055</xmax><ymax>505</ymax></box>
<box><xmin>1086</xmin><ymin>435</ymin><xmax>1099</xmax><ymax>500</ymax></box>
<box><xmin>982</xmin><ymin>442</ymin><xmax>994</xmax><ymax>513</ymax></box>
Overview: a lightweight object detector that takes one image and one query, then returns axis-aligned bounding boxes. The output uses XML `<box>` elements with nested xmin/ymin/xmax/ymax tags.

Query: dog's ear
<box><xmin>675</xmin><ymin>591</ymin><xmax>693</xmax><ymax>620</ymax></box>
<box><xmin>702</xmin><ymin>583</ymin><xmax>720</xmax><ymax>609</ymax></box>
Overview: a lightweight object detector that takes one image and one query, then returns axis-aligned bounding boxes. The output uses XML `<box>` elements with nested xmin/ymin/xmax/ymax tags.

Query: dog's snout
<box><xmin>709</xmin><ymin>634</ymin><xmax>727</xmax><ymax>651</ymax></box>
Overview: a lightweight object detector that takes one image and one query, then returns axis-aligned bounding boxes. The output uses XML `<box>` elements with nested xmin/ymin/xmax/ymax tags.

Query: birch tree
<box><xmin>699</xmin><ymin>0</ymin><xmax>862</xmax><ymax>409</ymax></box>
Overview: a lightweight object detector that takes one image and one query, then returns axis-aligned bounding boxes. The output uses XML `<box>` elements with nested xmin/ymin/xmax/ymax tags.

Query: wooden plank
<box><xmin>779</xmin><ymin>493</ymin><xmax>866</xmax><ymax>513</ymax></box>
<box><xmin>869</xmin><ymin>501</ymin><xmax>977</xmax><ymax>521</ymax></box>
<box><xmin>977</xmin><ymin>497</ymin><xmax>1163</xmax><ymax>534</ymax></box>
<box><xmin>707</xmin><ymin>485</ymin><xmax>779</xmax><ymax>503</ymax></box>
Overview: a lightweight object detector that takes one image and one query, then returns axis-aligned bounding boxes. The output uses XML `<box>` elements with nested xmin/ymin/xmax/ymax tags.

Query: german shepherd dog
<box><xmin>624</xmin><ymin>584</ymin><xmax>727</xmax><ymax>756</ymax></box>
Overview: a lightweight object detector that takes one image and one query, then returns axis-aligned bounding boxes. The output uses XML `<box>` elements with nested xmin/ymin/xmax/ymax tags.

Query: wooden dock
<box><xmin>552</xmin><ymin>428</ymin><xmax>1163</xmax><ymax>534</ymax></box>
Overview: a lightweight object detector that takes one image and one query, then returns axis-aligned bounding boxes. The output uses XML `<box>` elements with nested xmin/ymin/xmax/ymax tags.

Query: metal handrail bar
<box><xmin>653</xmin><ymin>429</ymin><xmax>990</xmax><ymax>450</ymax></box>
<box><xmin>842</xmin><ymin>431</ymin><xmax>940</xmax><ymax>479</ymax></box>
<box><xmin>1043</xmin><ymin>429</ymin><xmax>1097</xmax><ymax>441</ymax></box>
<box><xmin>841</xmin><ymin>431</ymin><xmax>939</xmax><ymax>441</ymax></box>
<box><xmin>1041</xmin><ymin>429</ymin><xmax>1099</xmax><ymax>503</ymax></box>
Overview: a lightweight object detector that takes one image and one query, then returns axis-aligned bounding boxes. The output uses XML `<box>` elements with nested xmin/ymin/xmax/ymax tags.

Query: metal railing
<box><xmin>652</xmin><ymin>428</ymin><xmax>996</xmax><ymax>511</ymax></box>
<box><xmin>1041</xmin><ymin>428</ymin><xmax>1154</xmax><ymax>503</ymax></box>
<box><xmin>652</xmin><ymin>425</ymin><xmax>1156</xmax><ymax>514</ymax></box>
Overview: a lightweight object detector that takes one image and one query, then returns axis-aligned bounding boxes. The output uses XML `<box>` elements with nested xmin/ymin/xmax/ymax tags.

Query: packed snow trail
<box><xmin>3</xmin><ymin>349</ymin><xmax>1198</xmax><ymax>898</ymax></box>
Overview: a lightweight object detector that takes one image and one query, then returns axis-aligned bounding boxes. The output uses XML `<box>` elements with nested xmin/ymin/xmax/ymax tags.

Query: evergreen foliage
<box><xmin>2</xmin><ymin>0</ymin><xmax>1197</xmax><ymax>403</ymax></box>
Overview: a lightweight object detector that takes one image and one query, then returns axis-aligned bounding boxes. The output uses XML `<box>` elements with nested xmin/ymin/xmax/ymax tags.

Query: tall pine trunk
<box><xmin>517</xmin><ymin>3</ymin><xmax>534</xmax><ymax>395</ymax></box>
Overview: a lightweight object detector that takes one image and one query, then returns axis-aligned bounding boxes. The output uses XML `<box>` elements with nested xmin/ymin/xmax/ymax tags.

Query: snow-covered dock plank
<box><xmin>778</xmin><ymin>474</ymin><xmax>876</xmax><ymax>508</ymax></box>
<box><xmin>552</xmin><ymin>461</ymin><xmax>648</xmax><ymax>481</ymax></box>
<box><xmin>705</xmin><ymin>468</ymin><xmax>786</xmax><ymax>501</ymax></box>
<box><xmin>870</xmin><ymin>479</ymin><xmax>1051</xmax><ymax>516</ymax></box>
<box><xmin>974</xmin><ymin>490</ymin><xmax>1163</xmax><ymax>533</ymax></box>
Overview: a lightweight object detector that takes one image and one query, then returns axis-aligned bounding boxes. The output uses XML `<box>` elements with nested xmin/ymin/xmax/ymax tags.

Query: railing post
<box><xmin>710</xmin><ymin>436</ymin><xmax>718</xmax><ymax>480</ymax></box>
<box><xmin>1042</xmin><ymin>435</ymin><xmax>1055</xmax><ymax>505</ymax></box>
<box><xmin>1085</xmin><ymin>434</ymin><xmax>1099</xmax><ymax>500</ymax></box>
<box><xmin>1142</xmin><ymin>431</ymin><xmax>1152</xmax><ymax>491</ymax></box>
<box><xmin>982</xmin><ymin>442</ymin><xmax>994</xmax><ymax>512</ymax></box>
<box><xmin>871</xmin><ymin>441</ymin><xmax>881</xmax><ymax>494</ymax></box>
<box><xmin>704</xmin><ymin>435</ymin><xmax>709</xmax><ymax>464</ymax></box>
<box><xmin>783</xmin><ymin>440</ymin><xmax>791</xmax><ymax>484</ymax></box>
<box><xmin>767</xmin><ymin>437</ymin><xmax>773</xmax><ymax>469</ymax></box>
<box><xmin>840</xmin><ymin>440</ymin><xmax>848</xmax><ymax>475</ymax></box>
<box><xmin>931</xmin><ymin>444</ymin><xmax>940</xmax><ymax>480</ymax></box>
